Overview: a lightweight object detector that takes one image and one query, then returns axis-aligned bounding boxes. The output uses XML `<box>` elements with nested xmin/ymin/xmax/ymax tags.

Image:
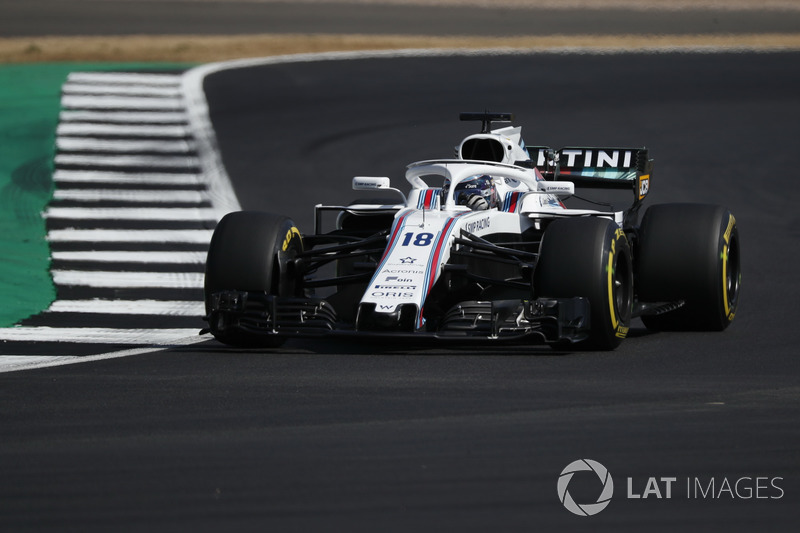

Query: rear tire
<box><xmin>535</xmin><ymin>217</ymin><xmax>633</xmax><ymax>350</ymax></box>
<box><xmin>637</xmin><ymin>203</ymin><xmax>740</xmax><ymax>331</ymax></box>
<box><xmin>204</xmin><ymin>211</ymin><xmax>303</xmax><ymax>347</ymax></box>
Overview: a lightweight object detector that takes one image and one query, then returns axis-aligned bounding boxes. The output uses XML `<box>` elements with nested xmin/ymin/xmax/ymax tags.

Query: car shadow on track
<box><xmin>184</xmin><ymin>326</ymin><xmax>656</xmax><ymax>357</ymax></box>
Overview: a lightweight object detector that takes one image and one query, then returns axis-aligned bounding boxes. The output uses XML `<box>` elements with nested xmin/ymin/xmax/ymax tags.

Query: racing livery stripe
<box><xmin>367</xmin><ymin>209</ymin><xmax>414</xmax><ymax>292</ymax></box>
<box><xmin>417</xmin><ymin>188</ymin><xmax>441</xmax><ymax>210</ymax></box>
<box><xmin>376</xmin><ymin>210</ymin><xmax>413</xmax><ymax>266</ymax></box>
<box><xmin>360</xmin><ymin>210</ymin><xmax>416</xmax><ymax>312</ymax></box>
<box><xmin>502</xmin><ymin>191</ymin><xmax>524</xmax><ymax>213</ymax></box>
<box><xmin>418</xmin><ymin>212</ymin><xmax>470</xmax><ymax>328</ymax></box>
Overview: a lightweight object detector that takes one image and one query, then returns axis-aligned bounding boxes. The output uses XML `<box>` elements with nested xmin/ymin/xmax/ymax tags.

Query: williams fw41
<box><xmin>203</xmin><ymin>112</ymin><xmax>741</xmax><ymax>350</ymax></box>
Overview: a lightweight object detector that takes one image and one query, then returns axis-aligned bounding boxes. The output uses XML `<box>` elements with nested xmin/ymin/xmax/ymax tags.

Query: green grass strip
<box><xmin>0</xmin><ymin>62</ymin><xmax>193</xmax><ymax>327</ymax></box>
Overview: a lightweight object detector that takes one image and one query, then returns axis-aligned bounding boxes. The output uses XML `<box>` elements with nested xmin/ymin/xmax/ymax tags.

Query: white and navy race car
<box><xmin>203</xmin><ymin>112</ymin><xmax>741</xmax><ymax>350</ymax></box>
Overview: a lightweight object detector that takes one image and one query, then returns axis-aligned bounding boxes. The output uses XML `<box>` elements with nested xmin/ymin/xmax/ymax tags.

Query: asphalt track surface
<box><xmin>1</xmin><ymin>49</ymin><xmax>799</xmax><ymax>531</ymax></box>
<box><xmin>3</xmin><ymin>0</ymin><xmax>800</xmax><ymax>37</ymax></box>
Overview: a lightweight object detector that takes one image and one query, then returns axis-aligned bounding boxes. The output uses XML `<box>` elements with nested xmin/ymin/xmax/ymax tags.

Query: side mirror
<box><xmin>538</xmin><ymin>181</ymin><xmax>574</xmax><ymax>197</ymax></box>
<box><xmin>352</xmin><ymin>176</ymin><xmax>407</xmax><ymax>205</ymax></box>
<box><xmin>352</xmin><ymin>176</ymin><xmax>391</xmax><ymax>190</ymax></box>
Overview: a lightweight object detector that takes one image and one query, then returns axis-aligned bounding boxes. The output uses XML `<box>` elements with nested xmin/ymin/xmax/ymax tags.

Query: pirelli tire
<box><xmin>535</xmin><ymin>217</ymin><xmax>633</xmax><ymax>351</ymax></box>
<box><xmin>636</xmin><ymin>203</ymin><xmax>740</xmax><ymax>331</ymax></box>
<box><xmin>204</xmin><ymin>211</ymin><xmax>303</xmax><ymax>347</ymax></box>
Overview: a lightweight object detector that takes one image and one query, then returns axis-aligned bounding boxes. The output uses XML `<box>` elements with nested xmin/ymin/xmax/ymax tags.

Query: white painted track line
<box><xmin>47</xmin><ymin>299</ymin><xmax>204</xmax><ymax>315</ymax></box>
<box><xmin>0</xmin><ymin>356</ymin><xmax>81</xmax><ymax>373</ymax></box>
<box><xmin>0</xmin><ymin>328</ymin><xmax>202</xmax><ymax>344</ymax></box>
<box><xmin>0</xmin><ymin>334</ymin><xmax>208</xmax><ymax>373</ymax></box>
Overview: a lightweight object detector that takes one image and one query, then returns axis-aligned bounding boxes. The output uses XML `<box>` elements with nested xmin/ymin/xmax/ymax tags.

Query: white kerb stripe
<box><xmin>67</xmin><ymin>72</ymin><xmax>182</xmax><ymax>86</ymax></box>
<box><xmin>53</xmin><ymin>170</ymin><xmax>200</xmax><ymax>185</ymax></box>
<box><xmin>52</xmin><ymin>189</ymin><xmax>206</xmax><ymax>203</ymax></box>
<box><xmin>56</xmin><ymin>137</ymin><xmax>196</xmax><ymax>154</ymax></box>
<box><xmin>182</xmin><ymin>65</ymin><xmax>242</xmax><ymax>217</ymax></box>
<box><xmin>57</xmin><ymin>123</ymin><xmax>189</xmax><ymax>137</ymax></box>
<box><xmin>51</xmin><ymin>270</ymin><xmax>204</xmax><ymax>289</ymax></box>
<box><xmin>55</xmin><ymin>154</ymin><xmax>199</xmax><ymax>169</ymax></box>
<box><xmin>62</xmin><ymin>83</ymin><xmax>181</xmax><ymax>98</ymax></box>
<box><xmin>45</xmin><ymin>207</ymin><xmax>217</xmax><ymax>221</ymax></box>
<box><xmin>47</xmin><ymin>299</ymin><xmax>204</xmax><ymax>316</ymax></box>
<box><xmin>62</xmin><ymin>95</ymin><xmax>183</xmax><ymax>111</ymax></box>
<box><xmin>47</xmin><ymin>229</ymin><xmax>213</xmax><ymax>243</ymax></box>
<box><xmin>52</xmin><ymin>251</ymin><xmax>207</xmax><ymax>263</ymax></box>
<box><xmin>59</xmin><ymin>111</ymin><xmax>188</xmax><ymax>124</ymax></box>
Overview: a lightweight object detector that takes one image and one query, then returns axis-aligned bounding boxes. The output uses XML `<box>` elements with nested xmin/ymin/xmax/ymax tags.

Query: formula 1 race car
<box><xmin>203</xmin><ymin>112</ymin><xmax>741</xmax><ymax>350</ymax></box>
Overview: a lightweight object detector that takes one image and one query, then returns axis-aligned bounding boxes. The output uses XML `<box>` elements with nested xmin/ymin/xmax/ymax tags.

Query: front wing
<box><xmin>205</xmin><ymin>292</ymin><xmax>592</xmax><ymax>344</ymax></box>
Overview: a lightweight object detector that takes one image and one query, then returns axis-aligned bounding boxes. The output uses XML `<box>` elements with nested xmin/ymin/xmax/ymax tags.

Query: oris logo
<box><xmin>371</xmin><ymin>291</ymin><xmax>414</xmax><ymax>299</ymax></box>
<box><xmin>557</xmin><ymin>459</ymin><xmax>614</xmax><ymax>517</ymax></box>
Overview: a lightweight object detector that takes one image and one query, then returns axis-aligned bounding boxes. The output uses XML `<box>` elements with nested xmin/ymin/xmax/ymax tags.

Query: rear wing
<box><xmin>527</xmin><ymin>146</ymin><xmax>654</xmax><ymax>205</ymax></box>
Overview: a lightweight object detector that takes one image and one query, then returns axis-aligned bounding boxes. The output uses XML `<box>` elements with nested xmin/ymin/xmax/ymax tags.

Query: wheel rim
<box><xmin>613</xmin><ymin>250</ymin><xmax>633</xmax><ymax>322</ymax></box>
<box><xmin>726</xmin><ymin>233</ymin><xmax>741</xmax><ymax>309</ymax></box>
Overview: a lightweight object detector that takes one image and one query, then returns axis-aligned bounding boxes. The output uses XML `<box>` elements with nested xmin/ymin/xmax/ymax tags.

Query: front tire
<box><xmin>204</xmin><ymin>211</ymin><xmax>303</xmax><ymax>347</ymax></box>
<box><xmin>637</xmin><ymin>203</ymin><xmax>740</xmax><ymax>331</ymax></box>
<box><xmin>535</xmin><ymin>217</ymin><xmax>633</xmax><ymax>350</ymax></box>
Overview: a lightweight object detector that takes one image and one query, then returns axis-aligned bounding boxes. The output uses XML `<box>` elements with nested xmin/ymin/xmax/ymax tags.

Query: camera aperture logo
<box><xmin>557</xmin><ymin>459</ymin><xmax>614</xmax><ymax>516</ymax></box>
<box><xmin>557</xmin><ymin>459</ymin><xmax>785</xmax><ymax>517</ymax></box>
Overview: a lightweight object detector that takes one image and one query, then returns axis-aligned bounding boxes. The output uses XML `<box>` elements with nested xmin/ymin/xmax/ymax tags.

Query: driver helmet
<box><xmin>443</xmin><ymin>174</ymin><xmax>498</xmax><ymax>211</ymax></box>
